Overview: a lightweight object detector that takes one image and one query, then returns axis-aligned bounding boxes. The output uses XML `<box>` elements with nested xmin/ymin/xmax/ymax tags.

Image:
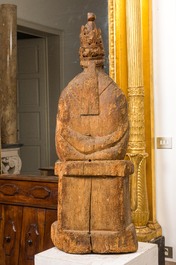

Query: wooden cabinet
<box><xmin>0</xmin><ymin>175</ymin><xmax>58</xmax><ymax>265</ymax></box>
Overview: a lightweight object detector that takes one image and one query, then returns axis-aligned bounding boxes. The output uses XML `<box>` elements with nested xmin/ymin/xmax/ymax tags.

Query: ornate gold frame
<box><xmin>108</xmin><ymin>0</ymin><xmax>161</xmax><ymax>240</ymax></box>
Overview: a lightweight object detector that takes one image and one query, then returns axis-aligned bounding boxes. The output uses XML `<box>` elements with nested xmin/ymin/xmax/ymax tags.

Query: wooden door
<box><xmin>17</xmin><ymin>38</ymin><xmax>49</xmax><ymax>175</ymax></box>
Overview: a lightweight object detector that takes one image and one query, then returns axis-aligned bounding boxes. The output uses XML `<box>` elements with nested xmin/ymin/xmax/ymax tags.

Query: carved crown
<box><xmin>79</xmin><ymin>13</ymin><xmax>105</xmax><ymax>66</ymax></box>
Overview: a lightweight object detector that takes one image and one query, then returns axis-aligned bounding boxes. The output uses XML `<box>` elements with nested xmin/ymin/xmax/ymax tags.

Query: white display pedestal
<box><xmin>35</xmin><ymin>242</ymin><xmax>158</xmax><ymax>265</ymax></box>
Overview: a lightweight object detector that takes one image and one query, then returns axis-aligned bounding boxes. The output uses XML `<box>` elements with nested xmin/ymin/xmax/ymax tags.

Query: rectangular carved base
<box><xmin>51</xmin><ymin>160</ymin><xmax>138</xmax><ymax>253</ymax></box>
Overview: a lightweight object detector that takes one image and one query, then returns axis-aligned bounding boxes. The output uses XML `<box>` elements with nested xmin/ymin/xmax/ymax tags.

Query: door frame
<box><xmin>17</xmin><ymin>19</ymin><xmax>64</xmax><ymax>166</ymax></box>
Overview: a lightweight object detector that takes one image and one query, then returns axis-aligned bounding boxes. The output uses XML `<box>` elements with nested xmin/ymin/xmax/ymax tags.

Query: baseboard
<box><xmin>165</xmin><ymin>261</ymin><xmax>176</xmax><ymax>265</ymax></box>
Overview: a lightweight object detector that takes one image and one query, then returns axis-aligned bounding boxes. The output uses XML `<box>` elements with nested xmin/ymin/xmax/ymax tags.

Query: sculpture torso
<box><xmin>56</xmin><ymin>62</ymin><xmax>129</xmax><ymax>161</ymax></box>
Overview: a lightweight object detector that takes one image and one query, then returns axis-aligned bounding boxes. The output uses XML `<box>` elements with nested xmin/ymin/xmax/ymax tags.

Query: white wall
<box><xmin>153</xmin><ymin>0</ymin><xmax>176</xmax><ymax>262</ymax></box>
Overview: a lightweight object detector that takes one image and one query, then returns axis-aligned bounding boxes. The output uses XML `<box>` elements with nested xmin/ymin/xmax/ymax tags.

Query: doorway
<box><xmin>17</xmin><ymin>33</ymin><xmax>49</xmax><ymax>175</ymax></box>
<box><xmin>17</xmin><ymin>23</ymin><xmax>63</xmax><ymax>175</ymax></box>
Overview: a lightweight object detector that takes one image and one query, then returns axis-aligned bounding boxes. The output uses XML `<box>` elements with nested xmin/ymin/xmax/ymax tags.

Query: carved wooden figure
<box><xmin>51</xmin><ymin>13</ymin><xmax>138</xmax><ymax>254</ymax></box>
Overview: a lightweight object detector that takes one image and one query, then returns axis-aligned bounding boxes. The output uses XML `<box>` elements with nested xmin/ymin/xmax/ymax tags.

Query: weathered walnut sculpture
<box><xmin>51</xmin><ymin>13</ymin><xmax>138</xmax><ymax>254</ymax></box>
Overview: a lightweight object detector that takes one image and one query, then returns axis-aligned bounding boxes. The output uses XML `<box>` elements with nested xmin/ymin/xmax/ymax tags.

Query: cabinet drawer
<box><xmin>0</xmin><ymin>179</ymin><xmax>58</xmax><ymax>209</ymax></box>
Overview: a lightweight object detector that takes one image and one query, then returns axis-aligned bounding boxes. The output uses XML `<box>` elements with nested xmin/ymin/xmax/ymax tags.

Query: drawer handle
<box><xmin>5</xmin><ymin>236</ymin><xmax>11</xmax><ymax>243</ymax></box>
<box><xmin>27</xmin><ymin>239</ymin><xmax>33</xmax><ymax>246</ymax></box>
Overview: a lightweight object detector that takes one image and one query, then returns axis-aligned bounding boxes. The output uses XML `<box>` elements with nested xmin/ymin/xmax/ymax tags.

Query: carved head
<box><xmin>79</xmin><ymin>13</ymin><xmax>105</xmax><ymax>67</ymax></box>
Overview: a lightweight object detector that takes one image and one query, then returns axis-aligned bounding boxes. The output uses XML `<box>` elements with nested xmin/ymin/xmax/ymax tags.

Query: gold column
<box><xmin>126</xmin><ymin>0</ymin><xmax>155</xmax><ymax>241</ymax></box>
<box><xmin>108</xmin><ymin>0</ymin><xmax>128</xmax><ymax>94</ymax></box>
<box><xmin>108</xmin><ymin>0</ymin><xmax>162</xmax><ymax>241</ymax></box>
<box><xmin>0</xmin><ymin>4</ymin><xmax>17</xmax><ymax>145</ymax></box>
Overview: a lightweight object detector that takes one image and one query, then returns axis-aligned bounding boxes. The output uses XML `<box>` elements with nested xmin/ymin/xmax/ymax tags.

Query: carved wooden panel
<box><xmin>0</xmin><ymin>179</ymin><xmax>57</xmax><ymax>208</ymax></box>
<box><xmin>43</xmin><ymin>209</ymin><xmax>57</xmax><ymax>250</ymax></box>
<box><xmin>0</xmin><ymin>183</ymin><xmax>19</xmax><ymax>196</ymax></box>
<box><xmin>19</xmin><ymin>207</ymin><xmax>46</xmax><ymax>265</ymax></box>
<box><xmin>29</xmin><ymin>186</ymin><xmax>50</xmax><ymax>199</ymax></box>
<box><xmin>0</xmin><ymin>205</ymin><xmax>23</xmax><ymax>265</ymax></box>
<box><xmin>19</xmin><ymin>207</ymin><xmax>44</xmax><ymax>265</ymax></box>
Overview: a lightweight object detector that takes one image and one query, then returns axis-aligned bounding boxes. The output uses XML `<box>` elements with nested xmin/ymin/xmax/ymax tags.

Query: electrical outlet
<box><xmin>165</xmin><ymin>246</ymin><xmax>173</xmax><ymax>258</ymax></box>
<box><xmin>157</xmin><ymin>137</ymin><xmax>172</xmax><ymax>149</ymax></box>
